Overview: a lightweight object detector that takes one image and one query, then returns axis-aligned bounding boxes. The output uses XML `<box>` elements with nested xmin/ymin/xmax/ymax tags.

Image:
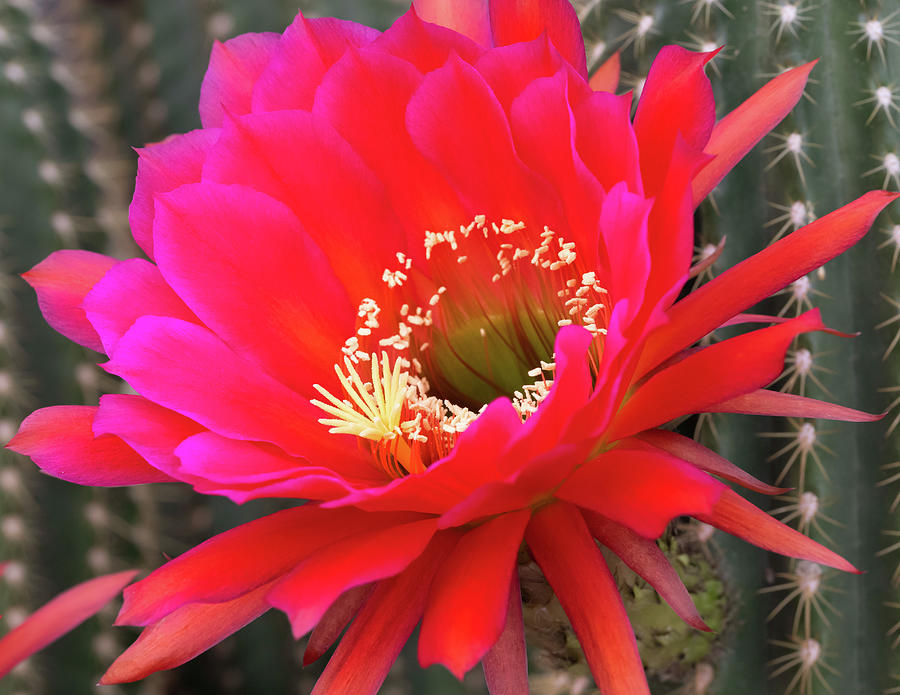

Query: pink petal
<box><xmin>199</xmin><ymin>32</ymin><xmax>279</xmax><ymax>128</ymax></box>
<box><xmin>710</xmin><ymin>389</ymin><xmax>881</xmax><ymax>422</ymax></box>
<box><xmin>481</xmin><ymin>573</ymin><xmax>528</xmax><ymax>695</ymax></box>
<box><xmin>117</xmin><ymin>506</ymin><xmax>424</xmax><ymax>626</ymax></box>
<box><xmin>696</xmin><ymin>489</ymin><xmax>857</xmax><ymax>572</ymax></box>
<box><xmin>525</xmin><ymin>502</ymin><xmax>650</xmax><ymax>695</ymax></box>
<box><xmin>267</xmin><ymin>518</ymin><xmax>437</xmax><ymax>638</ymax></box>
<box><xmin>419</xmin><ymin>510</ymin><xmax>530</xmax><ymax>677</ymax></box>
<box><xmin>153</xmin><ymin>182</ymin><xmax>354</xmax><ymax>395</ymax></box>
<box><xmin>8</xmin><ymin>406</ymin><xmax>173</xmax><ymax>486</ymax></box>
<box><xmin>584</xmin><ymin>511</ymin><xmax>709</xmax><ymax>631</ymax></box>
<box><xmin>303</xmin><ymin>585</ymin><xmax>373</xmax><ymax>665</ymax></box>
<box><xmin>83</xmin><ymin>258</ymin><xmax>199</xmax><ymax>355</ymax></box>
<box><xmin>693</xmin><ymin>62</ymin><xmax>816</xmax><ymax>205</ymax></box>
<box><xmin>103</xmin><ymin>316</ymin><xmax>354</xmax><ymax>461</ymax></box>
<box><xmin>0</xmin><ymin>570</ymin><xmax>136</xmax><ymax>678</ymax></box>
<box><xmin>636</xmin><ymin>429</ymin><xmax>788</xmax><ymax>495</ymax></box>
<box><xmin>100</xmin><ymin>580</ymin><xmax>273</xmax><ymax>684</ymax></box>
<box><xmin>22</xmin><ymin>250</ymin><xmax>117</xmax><ymax>353</ymax></box>
<box><xmin>612</xmin><ymin>310</ymin><xmax>826</xmax><ymax>440</ymax></box>
<box><xmin>251</xmin><ymin>13</ymin><xmax>379</xmax><ymax>112</ymax></box>
<box><xmin>633</xmin><ymin>46</ymin><xmax>716</xmax><ymax>195</ymax></box>
<box><xmin>489</xmin><ymin>0</ymin><xmax>588</xmax><ymax>77</ymax></box>
<box><xmin>555</xmin><ymin>443</ymin><xmax>724</xmax><ymax>538</ymax></box>
<box><xmin>129</xmin><ymin>129</ymin><xmax>219</xmax><ymax>259</ymax></box>
<box><xmin>639</xmin><ymin>191</ymin><xmax>899</xmax><ymax>376</ymax></box>
<box><xmin>412</xmin><ymin>0</ymin><xmax>492</xmax><ymax>46</ymax></box>
<box><xmin>311</xmin><ymin>531</ymin><xmax>461</xmax><ymax>695</ymax></box>
<box><xmin>589</xmin><ymin>51</ymin><xmax>620</xmax><ymax>92</ymax></box>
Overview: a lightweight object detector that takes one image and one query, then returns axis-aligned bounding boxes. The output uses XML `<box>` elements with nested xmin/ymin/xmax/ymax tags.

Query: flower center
<box><xmin>311</xmin><ymin>216</ymin><xmax>609</xmax><ymax>479</ymax></box>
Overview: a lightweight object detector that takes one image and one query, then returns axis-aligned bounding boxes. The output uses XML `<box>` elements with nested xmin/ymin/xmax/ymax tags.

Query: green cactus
<box><xmin>1</xmin><ymin>0</ymin><xmax>898</xmax><ymax>694</ymax></box>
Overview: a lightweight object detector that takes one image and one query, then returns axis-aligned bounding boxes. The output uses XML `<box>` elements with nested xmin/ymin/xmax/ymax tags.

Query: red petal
<box><xmin>589</xmin><ymin>51</ymin><xmax>620</xmax><ymax>92</ymax></box>
<box><xmin>639</xmin><ymin>191</ymin><xmax>899</xmax><ymax>376</ymax></box>
<box><xmin>251</xmin><ymin>13</ymin><xmax>379</xmax><ymax>112</ymax></box>
<box><xmin>419</xmin><ymin>510</ymin><xmax>530</xmax><ymax>677</ymax></box>
<box><xmin>0</xmin><ymin>570</ymin><xmax>136</xmax><ymax>678</ymax></box>
<box><xmin>574</xmin><ymin>91</ymin><xmax>643</xmax><ymax>195</ymax></box>
<box><xmin>584</xmin><ymin>511</ymin><xmax>708</xmax><ymax>631</ymax></box>
<box><xmin>636</xmin><ymin>429</ymin><xmax>788</xmax><ymax>495</ymax></box>
<box><xmin>693</xmin><ymin>62</ymin><xmax>816</xmax><ymax>205</ymax></box>
<box><xmin>509</xmin><ymin>69</ymin><xmax>604</xmax><ymax>256</ymax></box>
<box><xmin>311</xmin><ymin>532</ymin><xmax>461</xmax><ymax>695</ymax></box>
<box><xmin>555</xmin><ymin>444</ymin><xmax>724</xmax><ymax>538</ymax></box>
<box><xmin>612</xmin><ymin>310</ymin><xmax>825</xmax><ymax>440</ymax></box>
<box><xmin>633</xmin><ymin>47</ymin><xmax>716</xmax><ymax>195</ymax></box>
<box><xmin>406</xmin><ymin>53</ymin><xmax>563</xmax><ymax>230</ymax></box>
<box><xmin>488</xmin><ymin>0</ymin><xmax>588</xmax><ymax>78</ymax></box>
<box><xmin>199</xmin><ymin>33</ymin><xmax>279</xmax><ymax>128</ymax></box>
<box><xmin>22</xmin><ymin>250</ymin><xmax>116</xmax><ymax>352</ymax></box>
<box><xmin>154</xmin><ymin>182</ymin><xmax>354</xmax><ymax>395</ymax></box>
<box><xmin>696</xmin><ymin>489</ymin><xmax>857</xmax><ymax>572</ymax></box>
<box><xmin>83</xmin><ymin>258</ymin><xmax>199</xmax><ymax>355</ymax></box>
<box><xmin>117</xmin><ymin>507</ymin><xmax>424</xmax><ymax>626</ymax></box>
<box><xmin>303</xmin><ymin>585</ymin><xmax>373</xmax><ymax>665</ymax></box>
<box><xmin>379</xmin><ymin>7</ymin><xmax>484</xmax><ymax>71</ymax></box>
<box><xmin>8</xmin><ymin>406</ymin><xmax>173</xmax><ymax>486</ymax></box>
<box><xmin>201</xmin><ymin>110</ymin><xmax>405</xmax><ymax>302</ymax></box>
<box><xmin>412</xmin><ymin>0</ymin><xmax>492</xmax><ymax>46</ymax></box>
<box><xmin>525</xmin><ymin>502</ymin><xmax>650</xmax><ymax>695</ymax></box>
<box><xmin>100</xmin><ymin>580</ymin><xmax>272</xmax><ymax>684</ymax></box>
<box><xmin>710</xmin><ymin>389</ymin><xmax>881</xmax><ymax>422</ymax></box>
<box><xmin>267</xmin><ymin>519</ymin><xmax>438</xmax><ymax>638</ymax></box>
<box><xmin>129</xmin><ymin>129</ymin><xmax>219</xmax><ymax>259</ymax></box>
<box><xmin>481</xmin><ymin>573</ymin><xmax>528</xmax><ymax>695</ymax></box>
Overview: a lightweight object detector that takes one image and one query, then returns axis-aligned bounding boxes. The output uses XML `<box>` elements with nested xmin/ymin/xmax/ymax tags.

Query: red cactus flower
<box><xmin>8</xmin><ymin>0</ymin><xmax>897</xmax><ymax>693</ymax></box>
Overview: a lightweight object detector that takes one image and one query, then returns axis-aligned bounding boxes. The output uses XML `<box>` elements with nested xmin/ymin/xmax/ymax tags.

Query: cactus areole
<box><xmin>7</xmin><ymin>1</ymin><xmax>897</xmax><ymax>693</ymax></box>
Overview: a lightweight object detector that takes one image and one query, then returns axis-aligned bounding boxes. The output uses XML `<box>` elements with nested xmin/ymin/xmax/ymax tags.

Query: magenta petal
<box><xmin>153</xmin><ymin>182</ymin><xmax>355</xmax><ymax>395</ymax></box>
<box><xmin>103</xmin><ymin>316</ymin><xmax>360</xmax><ymax>463</ymax></box>
<box><xmin>8</xmin><ymin>406</ymin><xmax>173</xmax><ymax>486</ymax></box>
<box><xmin>129</xmin><ymin>129</ymin><xmax>219</xmax><ymax>259</ymax></box>
<box><xmin>199</xmin><ymin>32</ymin><xmax>279</xmax><ymax>128</ymax></box>
<box><xmin>83</xmin><ymin>258</ymin><xmax>199</xmax><ymax>355</ymax></box>
<box><xmin>418</xmin><ymin>510</ymin><xmax>530</xmax><ymax>678</ymax></box>
<box><xmin>252</xmin><ymin>12</ymin><xmax>379</xmax><ymax>112</ymax></box>
<box><xmin>22</xmin><ymin>250</ymin><xmax>117</xmax><ymax>353</ymax></box>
